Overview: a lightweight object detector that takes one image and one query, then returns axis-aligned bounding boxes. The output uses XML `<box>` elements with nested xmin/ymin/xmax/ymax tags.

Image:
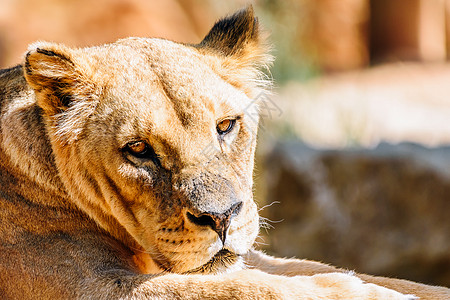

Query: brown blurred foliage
<box><xmin>2</xmin><ymin>0</ymin><xmax>450</xmax><ymax>75</ymax></box>
<box><xmin>263</xmin><ymin>0</ymin><xmax>450</xmax><ymax>77</ymax></box>
<box><xmin>0</xmin><ymin>0</ymin><xmax>220</xmax><ymax>67</ymax></box>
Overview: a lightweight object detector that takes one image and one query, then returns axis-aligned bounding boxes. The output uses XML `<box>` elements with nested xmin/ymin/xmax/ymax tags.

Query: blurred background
<box><xmin>1</xmin><ymin>0</ymin><xmax>449</xmax><ymax>287</ymax></box>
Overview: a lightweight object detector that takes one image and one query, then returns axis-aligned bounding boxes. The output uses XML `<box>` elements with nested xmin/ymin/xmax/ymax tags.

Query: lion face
<box><xmin>23</xmin><ymin>8</ymin><xmax>271</xmax><ymax>274</ymax></box>
<box><xmin>78</xmin><ymin>39</ymin><xmax>261</xmax><ymax>273</ymax></box>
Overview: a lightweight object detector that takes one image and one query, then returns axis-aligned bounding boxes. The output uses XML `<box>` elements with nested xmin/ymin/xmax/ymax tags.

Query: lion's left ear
<box><xmin>197</xmin><ymin>6</ymin><xmax>272</xmax><ymax>93</ymax></box>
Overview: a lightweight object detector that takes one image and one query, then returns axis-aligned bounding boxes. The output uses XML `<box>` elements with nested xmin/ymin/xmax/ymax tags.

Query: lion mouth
<box><xmin>183</xmin><ymin>249</ymin><xmax>240</xmax><ymax>274</ymax></box>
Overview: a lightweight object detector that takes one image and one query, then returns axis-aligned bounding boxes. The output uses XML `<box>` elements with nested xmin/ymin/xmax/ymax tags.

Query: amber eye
<box><xmin>128</xmin><ymin>141</ymin><xmax>147</xmax><ymax>155</ymax></box>
<box><xmin>217</xmin><ymin>119</ymin><xmax>236</xmax><ymax>135</ymax></box>
<box><xmin>125</xmin><ymin>141</ymin><xmax>160</xmax><ymax>165</ymax></box>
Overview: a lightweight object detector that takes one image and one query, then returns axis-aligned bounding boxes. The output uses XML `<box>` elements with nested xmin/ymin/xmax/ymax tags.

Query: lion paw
<box><xmin>307</xmin><ymin>272</ymin><xmax>417</xmax><ymax>300</ymax></box>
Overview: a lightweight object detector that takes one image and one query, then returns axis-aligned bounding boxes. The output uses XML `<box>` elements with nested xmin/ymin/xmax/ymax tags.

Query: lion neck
<box><xmin>0</xmin><ymin>68</ymin><xmax>67</xmax><ymax>206</ymax></box>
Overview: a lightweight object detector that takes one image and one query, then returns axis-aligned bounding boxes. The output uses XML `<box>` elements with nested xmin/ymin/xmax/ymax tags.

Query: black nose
<box><xmin>186</xmin><ymin>202</ymin><xmax>243</xmax><ymax>244</ymax></box>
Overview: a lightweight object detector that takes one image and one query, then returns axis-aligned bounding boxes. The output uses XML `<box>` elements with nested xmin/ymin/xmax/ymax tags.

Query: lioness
<box><xmin>0</xmin><ymin>6</ymin><xmax>448</xmax><ymax>299</ymax></box>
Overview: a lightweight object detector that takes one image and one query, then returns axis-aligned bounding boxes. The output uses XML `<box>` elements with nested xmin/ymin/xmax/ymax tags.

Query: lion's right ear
<box><xmin>24</xmin><ymin>42</ymin><xmax>98</xmax><ymax>143</ymax></box>
<box><xmin>24</xmin><ymin>42</ymin><xmax>96</xmax><ymax>117</ymax></box>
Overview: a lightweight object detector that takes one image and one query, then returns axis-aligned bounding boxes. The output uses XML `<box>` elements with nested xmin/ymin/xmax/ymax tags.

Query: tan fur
<box><xmin>0</xmin><ymin>6</ymin><xmax>448</xmax><ymax>299</ymax></box>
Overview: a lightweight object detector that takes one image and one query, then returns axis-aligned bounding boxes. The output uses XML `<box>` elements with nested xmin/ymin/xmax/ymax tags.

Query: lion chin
<box><xmin>184</xmin><ymin>249</ymin><xmax>241</xmax><ymax>275</ymax></box>
<box><xmin>145</xmin><ymin>249</ymin><xmax>241</xmax><ymax>275</ymax></box>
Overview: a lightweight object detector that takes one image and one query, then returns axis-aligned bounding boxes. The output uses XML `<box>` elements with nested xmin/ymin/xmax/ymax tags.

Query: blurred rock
<box><xmin>259</xmin><ymin>141</ymin><xmax>450</xmax><ymax>287</ymax></box>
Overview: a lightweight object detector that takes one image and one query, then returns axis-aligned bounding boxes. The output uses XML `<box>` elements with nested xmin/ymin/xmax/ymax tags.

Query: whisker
<box><xmin>259</xmin><ymin>216</ymin><xmax>284</xmax><ymax>235</ymax></box>
<box><xmin>259</xmin><ymin>221</ymin><xmax>274</xmax><ymax>231</ymax></box>
<box><xmin>255</xmin><ymin>234</ymin><xmax>267</xmax><ymax>242</ymax></box>
<box><xmin>253</xmin><ymin>240</ymin><xmax>269</xmax><ymax>247</ymax></box>
<box><xmin>259</xmin><ymin>216</ymin><xmax>284</xmax><ymax>224</ymax></box>
<box><xmin>258</xmin><ymin>201</ymin><xmax>280</xmax><ymax>212</ymax></box>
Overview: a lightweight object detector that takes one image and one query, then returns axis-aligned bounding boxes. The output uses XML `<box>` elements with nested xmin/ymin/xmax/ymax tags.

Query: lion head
<box><xmin>22</xmin><ymin>7</ymin><xmax>271</xmax><ymax>274</ymax></box>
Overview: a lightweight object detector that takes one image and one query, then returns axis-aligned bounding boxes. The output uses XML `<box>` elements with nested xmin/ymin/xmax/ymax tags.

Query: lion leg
<box><xmin>80</xmin><ymin>270</ymin><xmax>413</xmax><ymax>300</ymax></box>
<box><xmin>0</xmin><ymin>234</ymin><xmax>412</xmax><ymax>300</ymax></box>
<box><xmin>244</xmin><ymin>249</ymin><xmax>341</xmax><ymax>276</ymax></box>
<box><xmin>245</xmin><ymin>250</ymin><xmax>449</xmax><ymax>299</ymax></box>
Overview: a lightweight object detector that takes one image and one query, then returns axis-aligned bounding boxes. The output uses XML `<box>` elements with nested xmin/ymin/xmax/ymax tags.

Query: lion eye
<box><xmin>216</xmin><ymin>119</ymin><xmax>236</xmax><ymax>135</ymax></box>
<box><xmin>128</xmin><ymin>141</ymin><xmax>147</xmax><ymax>155</ymax></box>
<box><xmin>125</xmin><ymin>141</ymin><xmax>160</xmax><ymax>165</ymax></box>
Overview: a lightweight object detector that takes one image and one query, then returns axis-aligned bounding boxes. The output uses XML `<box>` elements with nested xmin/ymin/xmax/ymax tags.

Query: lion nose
<box><xmin>186</xmin><ymin>201</ymin><xmax>243</xmax><ymax>244</ymax></box>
